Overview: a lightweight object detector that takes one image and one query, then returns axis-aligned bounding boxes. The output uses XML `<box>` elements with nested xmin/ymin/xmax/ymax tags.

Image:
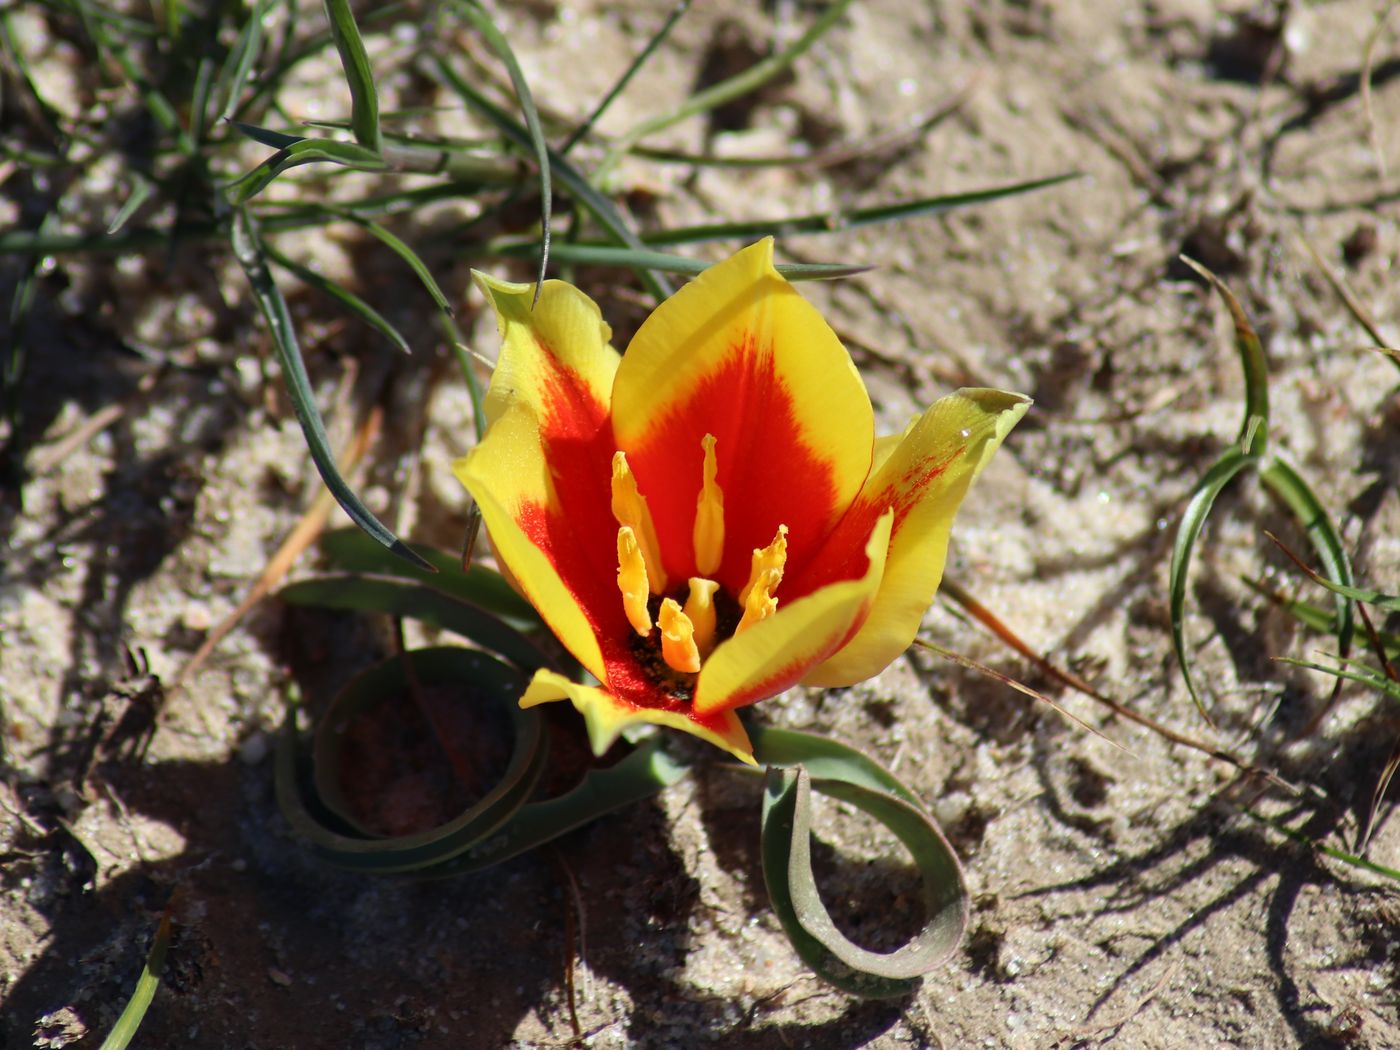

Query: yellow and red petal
<box><xmin>521</xmin><ymin>668</ymin><xmax>755</xmax><ymax>764</ymax></box>
<box><xmin>452</xmin><ymin>275</ymin><xmax>624</xmax><ymax>681</ymax></box>
<box><xmin>693</xmin><ymin>510</ymin><xmax>894</xmax><ymax>717</ymax></box>
<box><xmin>610</xmin><ymin>239</ymin><xmax>874</xmax><ymax>594</ymax></box>
<box><xmin>799</xmin><ymin>389</ymin><xmax>1029</xmax><ymax>687</ymax></box>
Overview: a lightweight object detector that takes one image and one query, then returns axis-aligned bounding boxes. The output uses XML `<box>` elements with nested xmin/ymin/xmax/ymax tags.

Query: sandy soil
<box><xmin>4</xmin><ymin>1</ymin><xmax>1400</xmax><ymax>1047</ymax></box>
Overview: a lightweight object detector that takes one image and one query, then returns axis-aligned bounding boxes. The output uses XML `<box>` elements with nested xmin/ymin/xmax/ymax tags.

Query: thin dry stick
<box><xmin>1363</xmin><ymin>1</ymin><xmax>1398</xmax><ymax>178</ymax></box>
<box><xmin>1297</xmin><ymin>235</ymin><xmax>1390</xmax><ymax>350</ymax></box>
<box><xmin>171</xmin><ymin>404</ymin><xmax>384</xmax><ymax>692</ymax></box>
<box><xmin>31</xmin><ymin>369</ymin><xmax>161</xmax><ymax>475</ymax></box>
<box><xmin>938</xmin><ymin>577</ymin><xmax>1293</xmax><ymax>790</ymax></box>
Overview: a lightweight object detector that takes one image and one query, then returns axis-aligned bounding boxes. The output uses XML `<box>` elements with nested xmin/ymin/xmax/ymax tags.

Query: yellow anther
<box><xmin>611</xmin><ymin>451</ymin><xmax>666</xmax><ymax>593</ymax></box>
<box><xmin>616</xmin><ymin>527</ymin><xmax>653</xmax><ymax>636</ymax></box>
<box><xmin>736</xmin><ymin>568</ymin><xmax>781</xmax><ymax>634</ymax></box>
<box><xmin>739</xmin><ymin>524</ymin><xmax>788</xmax><ymax>608</ymax></box>
<box><xmin>693</xmin><ymin>433</ymin><xmax>725</xmax><ymax>577</ymax></box>
<box><xmin>658</xmin><ymin>598</ymin><xmax>701</xmax><ymax>674</ymax></box>
<box><xmin>683</xmin><ymin>577</ymin><xmax>721</xmax><ymax>658</ymax></box>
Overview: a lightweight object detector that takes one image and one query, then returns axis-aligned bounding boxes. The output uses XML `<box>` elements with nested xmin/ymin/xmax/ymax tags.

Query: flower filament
<box><xmin>614</xmin><ymin>434</ymin><xmax>788</xmax><ymax>686</ymax></box>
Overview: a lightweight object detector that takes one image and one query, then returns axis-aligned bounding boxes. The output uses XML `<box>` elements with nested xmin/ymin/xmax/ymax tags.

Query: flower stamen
<box><xmin>683</xmin><ymin>577</ymin><xmax>721</xmax><ymax>658</ymax></box>
<box><xmin>611</xmin><ymin>451</ymin><xmax>666</xmax><ymax>593</ymax></box>
<box><xmin>658</xmin><ymin>598</ymin><xmax>701</xmax><ymax>673</ymax></box>
<box><xmin>736</xmin><ymin>567</ymin><xmax>781</xmax><ymax>634</ymax></box>
<box><xmin>693</xmin><ymin>433</ymin><xmax>725</xmax><ymax>576</ymax></box>
<box><xmin>739</xmin><ymin>524</ymin><xmax>788</xmax><ymax>607</ymax></box>
<box><xmin>617</xmin><ymin>526</ymin><xmax>653</xmax><ymax>635</ymax></box>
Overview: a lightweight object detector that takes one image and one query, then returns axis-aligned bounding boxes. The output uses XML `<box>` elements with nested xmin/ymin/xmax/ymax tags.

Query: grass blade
<box><xmin>211</xmin><ymin>0</ymin><xmax>273</xmax><ymax>125</ymax></box>
<box><xmin>597</xmin><ymin>0</ymin><xmax>857</xmax><ymax>181</ymax></box>
<box><xmin>346</xmin><ymin>215</ymin><xmax>453</xmax><ymax>315</ymax></box>
<box><xmin>228</xmin><ymin>137</ymin><xmax>386</xmax><ymax>204</ymax></box>
<box><xmin>1169</xmin><ymin>447</ymin><xmax>1260</xmax><ymax>718</ymax></box>
<box><xmin>430</xmin><ymin>53</ymin><xmax>674</xmax><ymax>301</ymax></box>
<box><xmin>560</xmin><ymin>0</ymin><xmax>693</xmax><ymax>155</ymax></box>
<box><xmin>450</xmin><ymin>0</ymin><xmax>552</xmax><ymax>302</ymax></box>
<box><xmin>229</xmin><ymin>207</ymin><xmax>431</xmax><ymax>571</ymax></box>
<box><xmin>1240</xmin><ymin>806</ymin><xmax>1400</xmax><ymax>884</ymax></box>
<box><xmin>487</xmin><ymin>240</ymin><xmax>870</xmax><ymax>280</ymax></box>
<box><xmin>637</xmin><ymin>173</ymin><xmax>1081</xmax><ymax>246</ymax></box>
<box><xmin>1179</xmin><ymin>256</ymin><xmax>1270</xmax><ymax>455</ymax></box>
<box><xmin>97</xmin><ymin>912</ymin><xmax>171</xmax><ymax>1050</ymax></box>
<box><xmin>1259</xmin><ymin>459</ymin><xmax>1355</xmax><ymax>673</ymax></box>
<box><xmin>264</xmin><ymin>242</ymin><xmax>412</xmax><ymax>354</ymax></box>
<box><xmin>323</xmin><ymin>0</ymin><xmax>381</xmax><ymax>150</ymax></box>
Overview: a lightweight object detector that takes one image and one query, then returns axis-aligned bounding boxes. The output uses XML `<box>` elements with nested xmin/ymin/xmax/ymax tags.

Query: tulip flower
<box><xmin>454</xmin><ymin>240</ymin><xmax>1027</xmax><ymax>764</ymax></box>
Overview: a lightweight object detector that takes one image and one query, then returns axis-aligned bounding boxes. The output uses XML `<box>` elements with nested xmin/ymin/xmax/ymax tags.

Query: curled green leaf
<box><xmin>761</xmin><ymin>766</ymin><xmax>967</xmax><ymax>998</ymax></box>
<box><xmin>1169</xmin><ymin>447</ymin><xmax>1260</xmax><ymax>717</ymax></box>
<box><xmin>276</xmin><ymin>648</ymin><xmax>547</xmax><ymax>873</ymax></box>
<box><xmin>279</xmin><ymin>574</ymin><xmax>548</xmax><ymax>670</ymax></box>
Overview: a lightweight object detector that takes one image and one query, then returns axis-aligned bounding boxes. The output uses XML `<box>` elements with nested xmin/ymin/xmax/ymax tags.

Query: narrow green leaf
<box><xmin>276</xmin><ymin>648</ymin><xmax>546</xmax><ymax>873</ymax></box>
<box><xmin>434</xmin><ymin>735</ymin><xmax>689</xmax><ymax>875</ymax></box>
<box><xmin>637</xmin><ymin>173</ymin><xmax>1082</xmax><ymax>246</ymax></box>
<box><xmin>431</xmin><ymin>55</ymin><xmax>674</xmax><ymax>302</ymax></box>
<box><xmin>451</xmin><ymin>0</ymin><xmax>552</xmax><ymax>301</ymax></box>
<box><xmin>1259</xmin><ymin>458</ymin><xmax>1355</xmax><ymax>668</ymax></box>
<box><xmin>188</xmin><ymin>55</ymin><xmax>216</xmax><ymax>144</ymax></box>
<box><xmin>1179</xmin><ymin>256</ymin><xmax>1270</xmax><ymax>456</ymax></box>
<box><xmin>106</xmin><ymin>174</ymin><xmax>157</xmax><ymax>235</ymax></box>
<box><xmin>318</xmin><ymin>526</ymin><xmax>539</xmax><ymax>628</ymax></box>
<box><xmin>230</xmin><ymin>121</ymin><xmax>308</xmax><ymax>150</ymax></box>
<box><xmin>487</xmin><ymin>240</ymin><xmax>870</xmax><ymax>281</ymax></box>
<box><xmin>1278</xmin><ymin>655</ymin><xmax>1400</xmax><ymax>703</ymax></box>
<box><xmin>597</xmin><ymin>0</ymin><xmax>857</xmax><ymax>182</ymax></box>
<box><xmin>762</xmin><ymin>767</ymin><xmax>967</xmax><ymax>997</ymax></box>
<box><xmin>1243</xmin><ymin>579</ymin><xmax>1400</xmax><ymax>657</ymax></box>
<box><xmin>97</xmin><ymin>913</ymin><xmax>171</xmax><ymax>1050</ymax></box>
<box><xmin>345</xmin><ymin>215</ymin><xmax>453</xmax><ymax>315</ymax></box>
<box><xmin>1169</xmin><ymin>447</ymin><xmax>1260</xmax><ymax>717</ymax></box>
<box><xmin>264</xmin><ymin>242</ymin><xmax>412</xmax><ymax>354</ymax></box>
<box><xmin>229</xmin><ymin>208</ymin><xmax>431</xmax><ymax>571</ymax></box>
<box><xmin>211</xmin><ymin>0</ymin><xmax>273</xmax><ymax>124</ymax></box>
<box><xmin>279</xmin><ymin>575</ymin><xmax>548</xmax><ymax>670</ymax></box>
<box><xmin>228</xmin><ymin>137</ymin><xmax>386</xmax><ymax>205</ymax></box>
<box><xmin>1240</xmin><ymin>806</ymin><xmax>1400</xmax><ymax>883</ymax></box>
<box><xmin>561</xmin><ymin>0</ymin><xmax>693</xmax><ymax>155</ymax></box>
<box><xmin>323</xmin><ymin>0</ymin><xmax>381</xmax><ymax>150</ymax></box>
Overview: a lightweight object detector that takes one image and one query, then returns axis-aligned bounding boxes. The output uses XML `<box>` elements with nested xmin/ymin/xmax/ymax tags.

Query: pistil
<box><xmin>683</xmin><ymin>577</ymin><xmax>720</xmax><ymax>657</ymax></box>
<box><xmin>693</xmin><ymin>433</ymin><xmax>725</xmax><ymax>576</ymax></box>
<box><xmin>658</xmin><ymin>599</ymin><xmax>701</xmax><ymax>673</ymax></box>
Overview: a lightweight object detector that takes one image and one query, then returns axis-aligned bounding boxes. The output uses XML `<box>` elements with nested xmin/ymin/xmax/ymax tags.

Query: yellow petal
<box><xmin>693</xmin><ymin>511</ymin><xmax>894</xmax><ymax>716</ymax></box>
<box><xmin>472</xmin><ymin>272</ymin><xmax>619</xmax><ymax>430</ymax></box>
<box><xmin>520</xmin><ymin>668</ymin><xmax>755</xmax><ymax>764</ymax></box>
<box><xmin>452</xmin><ymin>275</ymin><xmax>622</xmax><ymax>682</ymax></box>
<box><xmin>610</xmin><ymin>239</ymin><xmax>874</xmax><ymax>592</ymax></box>
<box><xmin>801</xmin><ymin>389</ymin><xmax>1029</xmax><ymax>687</ymax></box>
